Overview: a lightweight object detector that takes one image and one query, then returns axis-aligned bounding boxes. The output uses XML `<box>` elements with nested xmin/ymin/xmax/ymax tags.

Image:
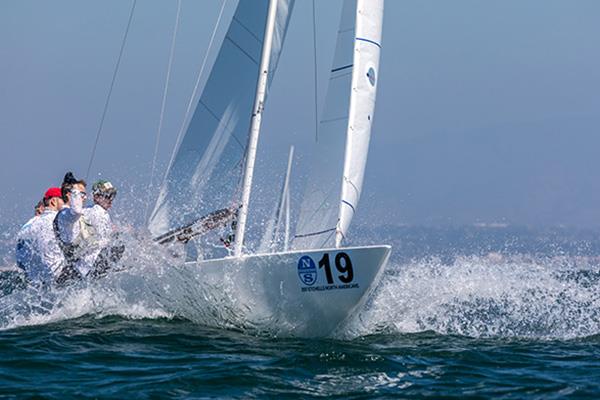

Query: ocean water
<box><xmin>1</xmin><ymin>225</ymin><xmax>600</xmax><ymax>398</ymax></box>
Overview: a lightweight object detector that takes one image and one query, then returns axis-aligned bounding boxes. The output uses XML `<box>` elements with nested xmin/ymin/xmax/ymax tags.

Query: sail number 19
<box><xmin>318</xmin><ymin>252</ymin><xmax>354</xmax><ymax>284</ymax></box>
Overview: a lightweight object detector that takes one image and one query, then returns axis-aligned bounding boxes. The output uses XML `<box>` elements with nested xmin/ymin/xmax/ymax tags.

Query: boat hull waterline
<box><xmin>177</xmin><ymin>245</ymin><xmax>391</xmax><ymax>337</ymax></box>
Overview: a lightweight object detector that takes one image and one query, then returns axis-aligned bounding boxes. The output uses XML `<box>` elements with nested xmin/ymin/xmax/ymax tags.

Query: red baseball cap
<box><xmin>44</xmin><ymin>187</ymin><xmax>62</xmax><ymax>200</ymax></box>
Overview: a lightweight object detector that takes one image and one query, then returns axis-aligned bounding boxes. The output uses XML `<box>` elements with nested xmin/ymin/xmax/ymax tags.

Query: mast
<box><xmin>234</xmin><ymin>0</ymin><xmax>279</xmax><ymax>257</ymax></box>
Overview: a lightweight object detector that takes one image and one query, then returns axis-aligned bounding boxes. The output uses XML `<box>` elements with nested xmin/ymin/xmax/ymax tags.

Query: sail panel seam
<box><xmin>225</xmin><ymin>36</ymin><xmax>259</xmax><ymax>65</ymax></box>
<box><xmin>196</xmin><ymin>100</ymin><xmax>243</xmax><ymax>150</ymax></box>
<box><xmin>321</xmin><ymin>115</ymin><xmax>348</xmax><ymax>124</ymax></box>
<box><xmin>356</xmin><ymin>37</ymin><xmax>381</xmax><ymax>48</ymax></box>
<box><xmin>232</xmin><ymin>16</ymin><xmax>263</xmax><ymax>43</ymax></box>
<box><xmin>198</xmin><ymin>99</ymin><xmax>222</xmax><ymax>122</ymax></box>
<box><xmin>230</xmin><ymin>133</ymin><xmax>246</xmax><ymax>151</ymax></box>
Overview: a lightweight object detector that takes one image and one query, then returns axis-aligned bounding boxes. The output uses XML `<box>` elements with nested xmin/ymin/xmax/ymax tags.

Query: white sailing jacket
<box><xmin>16</xmin><ymin>210</ymin><xmax>65</xmax><ymax>283</ymax></box>
<box><xmin>55</xmin><ymin>204</ymin><xmax>96</xmax><ymax>277</ymax></box>
<box><xmin>34</xmin><ymin>209</ymin><xmax>65</xmax><ymax>279</ymax></box>
<box><xmin>16</xmin><ymin>216</ymin><xmax>44</xmax><ymax>281</ymax></box>
<box><xmin>82</xmin><ymin>204</ymin><xmax>113</xmax><ymax>268</ymax></box>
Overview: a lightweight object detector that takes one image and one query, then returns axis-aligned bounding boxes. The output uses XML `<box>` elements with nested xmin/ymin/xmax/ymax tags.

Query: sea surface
<box><xmin>1</xmin><ymin>225</ymin><xmax>600</xmax><ymax>399</ymax></box>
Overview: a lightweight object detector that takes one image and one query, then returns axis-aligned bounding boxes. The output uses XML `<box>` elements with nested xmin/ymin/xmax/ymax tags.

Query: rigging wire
<box><xmin>157</xmin><ymin>0</ymin><xmax>229</xmax><ymax>194</ymax></box>
<box><xmin>85</xmin><ymin>0</ymin><xmax>137</xmax><ymax>180</ymax></box>
<box><xmin>311</xmin><ymin>0</ymin><xmax>319</xmax><ymax>142</ymax></box>
<box><xmin>144</xmin><ymin>0</ymin><xmax>182</xmax><ymax>222</ymax></box>
<box><xmin>290</xmin><ymin>1</ymin><xmax>322</xmax><ymax>242</ymax></box>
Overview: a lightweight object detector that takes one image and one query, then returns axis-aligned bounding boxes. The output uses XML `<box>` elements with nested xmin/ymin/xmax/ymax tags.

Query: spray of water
<box><xmin>0</xmin><ymin>229</ymin><xmax>303</xmax><ymax>335</ymax></box>
<box><xmin>349</xmin><ymin>254</ymin><xmax>600</xmax><ymax>340</ymax></box>
<box><xmin>2</xmin><ymin>212</ymin><xmax>600</xmax><ymax>340</ymax></box>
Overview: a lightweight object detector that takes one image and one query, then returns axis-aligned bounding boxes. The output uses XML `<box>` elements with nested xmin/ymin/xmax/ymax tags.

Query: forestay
<box><xmin>149</xmin><ymin>0</ymin><xmax>294</xmax><ymax>238</ymax></box>
<box><xmin>294</xmin><ymin>0</ymin><xmax>384</xmax><ymax>249</ymax></box>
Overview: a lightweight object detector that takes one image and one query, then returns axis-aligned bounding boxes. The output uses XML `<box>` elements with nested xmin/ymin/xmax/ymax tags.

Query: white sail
<box><xmin>148</xmin><ymin>0</ymin><xmax>294</xmax><ymax>238</ymax></box>
<box><xmin>336</xmin><ymin>0</ymin><xmax>384</xmax><ymax>246</ymax></box>
<box><xmin>259</xmin><ymin>145</ymin><xmax>294</xmax><ymax>253</ymax></box>
<box><xmin>294</xmin><ymin>0</ymin><xmax>383</xmax><ymax>249</ymax></box>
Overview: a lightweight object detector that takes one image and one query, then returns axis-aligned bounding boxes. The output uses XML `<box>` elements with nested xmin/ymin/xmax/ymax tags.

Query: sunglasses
<box><xmin>71</xmin><ymin>190</ymin><xmax>87</xmax><ymax>198</ymax></box>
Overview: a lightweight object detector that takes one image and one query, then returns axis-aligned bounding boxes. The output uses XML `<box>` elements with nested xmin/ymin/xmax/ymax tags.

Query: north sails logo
<box><xmin>297</xmin><ymin>256</ymin><xmax>317</xmax><ymax>286</ymax></box>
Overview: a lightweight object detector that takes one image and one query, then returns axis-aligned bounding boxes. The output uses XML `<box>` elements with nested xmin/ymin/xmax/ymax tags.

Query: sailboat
<box><xmin>148</xmin><ymin>0</ymin><xmax>390</xmax><ymax>337</ymax></box>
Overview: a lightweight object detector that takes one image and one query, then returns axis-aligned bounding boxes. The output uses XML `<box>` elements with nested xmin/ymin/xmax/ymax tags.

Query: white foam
<box><xmin>348</xmin><ymin>254</ymin><xmax>600</xmax><ymax>339</ymax></box>
<box><xmin>2</xmin><ymin>229</ymin><xmax>600</xmax><ymax>340</ymax></box>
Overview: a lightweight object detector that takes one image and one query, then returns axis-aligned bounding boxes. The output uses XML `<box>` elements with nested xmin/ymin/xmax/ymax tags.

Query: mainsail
<box><xmin>294</xmin><ymin>0</ymin><xmax>384</xmax><ymax>249</ymax></box>
<box><xmin>148</xmin><ymin>0</ymin><xmax>294</xmax><ymax>238</ymax></box>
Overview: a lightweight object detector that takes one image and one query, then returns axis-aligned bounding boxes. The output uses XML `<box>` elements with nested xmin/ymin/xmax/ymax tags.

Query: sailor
<box><xmin>53</xmin><ymin>172</ymin><xmax>92</xmax><ymax>284</ymax></box>
<box><xmin>34</xmin><ymin>200</ymin><xmax>44</xmax><ymax>216</ymax></box>
<box><xmin>85</xmin><ymin>180</ymin><xmax>117</xmax><ymax>244</ymax></box>
<box><xmin>33</xmin><ymin>187</ymin><xmax>66</xmax><ymax>282</ymax></box>
<box><xmin>16</xmin><ymin>188</ymin><xmax>65</xmax><ymax>284</ymax></box>
<box><xmin>16</xmin><ymin>200</ymin><xmax>44</xmax><ymax>278</ymax></box>
<box><xmin>84</xmin><ymin>179</ymin><xmax>124</xmax><ymax>278</ymax></box>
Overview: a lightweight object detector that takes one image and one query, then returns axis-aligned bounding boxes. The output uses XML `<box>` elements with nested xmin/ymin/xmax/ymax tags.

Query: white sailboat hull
<box><xmin>176</xmin><ymin>245</ymin><xmax>391</xmax><ymax>337</ymax></box>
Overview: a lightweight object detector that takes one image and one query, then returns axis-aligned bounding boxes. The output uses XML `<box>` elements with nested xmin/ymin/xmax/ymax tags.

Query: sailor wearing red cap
<box><xmin>16</xmin><ymin>187</ymin><xmax>65</xmax><ymax>284</ymax></box>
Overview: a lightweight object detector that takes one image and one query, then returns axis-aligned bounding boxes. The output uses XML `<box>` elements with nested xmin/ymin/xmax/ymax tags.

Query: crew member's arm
<box><xmin>43</xmin><ymin>228</ymin><xmax>65</xmax><ymax>277</ymax></box>
<box><xmin>56</xmin><ymin>207</ymin><xmax>83</xmax><ymax>244</ymax></box>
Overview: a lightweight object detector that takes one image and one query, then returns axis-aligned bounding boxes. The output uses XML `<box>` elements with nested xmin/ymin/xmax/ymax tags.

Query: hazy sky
<box><xmin>1</xmin><ymin>0</ymin><xmax>599</xmax><ymax>231</ymax></box>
